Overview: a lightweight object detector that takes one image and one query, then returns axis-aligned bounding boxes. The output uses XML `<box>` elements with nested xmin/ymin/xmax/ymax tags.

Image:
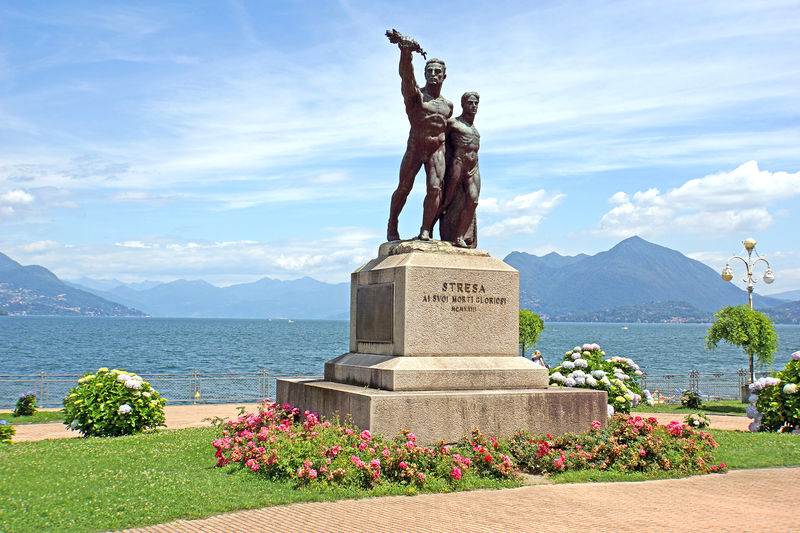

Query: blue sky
<box><xmin>1</xmin><ymin>0</ymin><xmax>799</xmax><ymax>295</ymax></box>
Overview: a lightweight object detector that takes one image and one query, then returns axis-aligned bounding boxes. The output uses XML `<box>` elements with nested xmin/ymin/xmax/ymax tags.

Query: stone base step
<box><xmin>324</xmin><ymin>352</ymin><xmax>550</xmax><ymax>391</ymax></box>
<box><xmin>277</xmin><ymin>378</ymin><xmax>607</xmax><ymax>444</ymax></box>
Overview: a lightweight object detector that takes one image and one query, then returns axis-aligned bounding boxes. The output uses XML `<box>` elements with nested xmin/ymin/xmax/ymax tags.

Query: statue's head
<box><xmin>424</xmin><ymin>58</ymin><xmax>446</xmax><ymax>86</ymax></box>
<box><xmin>461</xmin><ymin>91</ymin><xmax>479</xmax><ymax>115</ymax></box>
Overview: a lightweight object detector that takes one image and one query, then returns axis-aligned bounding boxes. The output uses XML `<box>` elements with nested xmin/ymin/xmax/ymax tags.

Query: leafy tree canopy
<box><xmin>519</xmin><ymin>309</ymin><xmax>545</xmax><ymax>357</ymax></box>
<box><xmin>705</xmin><ymin>305</ymin><xmax>778</xmax><ymax>381</ymax></box>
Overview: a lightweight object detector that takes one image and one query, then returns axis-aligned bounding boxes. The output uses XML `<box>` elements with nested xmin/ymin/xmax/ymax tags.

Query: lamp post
<box><xmin>721</xmin><ymin>238</ymin><xmax>775</xmax><ymax>309</ymax></box>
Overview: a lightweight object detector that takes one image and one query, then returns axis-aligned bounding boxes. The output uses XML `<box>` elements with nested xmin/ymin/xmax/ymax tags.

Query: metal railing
<box><xmin>641</xmin><ymin>369</ymin><xmax>771</xmax><ymax>404</ymax></box>
<box><xmin>0</xmin><ymin>368</ymin><xmax>774</xmax><ymax>409</ymax></box>
<box><xmin>0</xmin><ymin>370</ymin><xmax>323</xmax><ymax>409</ymax></box>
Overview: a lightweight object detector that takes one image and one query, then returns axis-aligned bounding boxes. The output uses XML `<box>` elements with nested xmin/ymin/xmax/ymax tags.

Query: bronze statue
<box><xmin>438</xmin><ymin>92</ymin><xmax>481</xmax><ymax>248</ymax></box>
<box><xmin>386</xmin><ymin>30</ymin><xmax>453</xmax><ymax>242</ymax></box>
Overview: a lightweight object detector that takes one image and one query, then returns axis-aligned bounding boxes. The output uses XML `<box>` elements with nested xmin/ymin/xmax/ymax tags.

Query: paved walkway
<box><xmin>631</xmin><ymin>411</ymin><xmax>750</xmax><ymax>431</ymax></box>
<box><xmin>122</xmin><ymin>466</ymin><xmax>800</xmax><ymax>532</ymax></box>
<box><xmin>12</xmin><ymin>403</ymin><xmax>260</xmax><ymax>441</ymax></box>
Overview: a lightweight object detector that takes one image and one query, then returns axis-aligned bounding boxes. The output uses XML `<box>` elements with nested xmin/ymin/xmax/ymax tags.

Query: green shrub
<box><xmin>507</xmin><ymin>414</ymin><xmax>725</xmax><ymax>475</ymax></box>
<box><xmin>747</xmin><ymin>351</ymin><xmax>800</xmax><ymax>433</ymax></box>
<box><xmin>680</xmin><ymin>389</ymin><xmax>702</xmax><ymax>409</ymax></box>
<box><xmin>62</xmin><ymin>368</ymin><xmax>167</xmax><ymax>437</ymax></box>
<box><xmin>13</xmin><ymin>391</ymin><xmax>38</xmax><ymax>417</ymax></box>
<box><xmin>548</xmin><ymin>343</ymin><xmax>653</xmax><ymax>414</ymax></box>
<box><xmin>0</xmin><ymin>420</ymin><xmax>14</xmax><ymax>443</ymax></box>
<box><xmin>684</xmin><ymin>412</ymin><xmax>710</xmax><ymax>429</ymax></box>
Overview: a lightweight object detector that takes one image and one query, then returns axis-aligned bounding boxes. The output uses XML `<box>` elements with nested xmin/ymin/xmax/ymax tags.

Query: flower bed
<box><xmin>212</xmin><ymin>402</ymin><xmax>726</xmax><ymax>487</ymax></box>
<box><xmin>508</xmin><ymin>414</ymin><xmax>725</xmax><ymax>475</ymax></box>
<box><xmin>212</xmin><ymin>401</ymin><xmax>517</xmax><ymax>489</ymax></box>
<box><xmin>548</xmin><ymin>343</ymin><xmax>653</xmax><ymax>414</ymax></box>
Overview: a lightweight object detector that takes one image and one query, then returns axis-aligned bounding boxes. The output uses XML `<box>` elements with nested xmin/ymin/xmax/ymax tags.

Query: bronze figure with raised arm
<box><xmin>385</xmin><ymin>29</ymin><xmax>454</xmax><ymax>242</ymax></box>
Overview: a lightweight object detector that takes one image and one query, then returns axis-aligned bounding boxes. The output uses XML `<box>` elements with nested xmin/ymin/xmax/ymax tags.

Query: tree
<box><xmin>519</xmin><ymin>309</ymin><xmax>545</xmax><ymax>358</ymax></box>
<box><xmin>705</xmin><ymin>305</ymin><xmax>778</xmax><ymax>383</ymax></box>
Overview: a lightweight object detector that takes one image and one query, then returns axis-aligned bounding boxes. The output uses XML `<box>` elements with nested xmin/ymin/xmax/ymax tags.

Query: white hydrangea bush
<box><xmin>63</xmin><ymin>367</ymin><xmax>167</xmax><ymax>437</ymax></box>
<box><xmin>549</xmin><ymin>343</ymin><xmax>654</xmax><ymax>415</ymax></box>
<box><xmin>746</xmin><ymin>351</ymin><xmax>800</xmax><ymax>433</ymax></box>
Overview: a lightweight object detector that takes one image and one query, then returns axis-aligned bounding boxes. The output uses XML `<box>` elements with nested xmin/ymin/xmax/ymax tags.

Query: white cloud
<box><xmin>115</xmin><ymin>241</ymin><xmax>158</xmax><ymax>249</ymax></box>
<box><xmin>0</xmin><ymin>189</ymin><xmax>34</xmax><ymax>204</ymax></box>
<box><xmin>596</xmin><ymin>162</ymin><xmax>800</xmax><ymax>238</ymax></box>
<box><xmin>0</xmin><ymin>189</ymin><xmax>35</xmax><ymax>221</ymax></box>
<box><xmin>9</xmin><ymin>231</ymin><xmax>381</xmax><ymax>284</ymax></box>
<box><xmin>21</xmin><ymin>240</ymin><xmax>61</xmax><ymax>252</ymax></box>
<box><xmin>481</xmin><ymin>190</ymin><xmax>566</xmax><ymax>237</ymax></box>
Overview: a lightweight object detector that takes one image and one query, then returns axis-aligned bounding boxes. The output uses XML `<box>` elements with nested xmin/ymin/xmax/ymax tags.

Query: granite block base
<box><xmin>324</xmin><ymin>352</ymin><xmax>550</xmax><ymax>391</ymax></box>
<box><xmin>277</xmin><ymin>378</ymin><xmax>607</xmax><ymax>444</ymax></box>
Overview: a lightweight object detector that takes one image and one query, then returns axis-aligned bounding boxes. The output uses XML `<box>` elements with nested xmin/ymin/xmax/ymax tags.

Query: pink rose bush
<box><xmin>507</xmin><ymin>414</ymin><xmax>725</xmax><ymax>475</ymax></box>
<box><xmin>549</xmin><ymin>343</ymin><xmax>653</xmax><ymax>414</ymax></box>
<box><xmin>213</xmin><ymin>401</ymin><xmax>727</xmax><ymax>488</ymax></box>
<box><xmin>212</xmin><ymin>400</ymin><xmax>516</xmax><ymax>489</ymax></box>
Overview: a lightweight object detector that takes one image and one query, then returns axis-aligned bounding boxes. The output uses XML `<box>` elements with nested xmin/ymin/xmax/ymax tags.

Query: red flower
<box><xmin>484</xmin><ymin>454</ymin><xmax>493</xmax><ymax>463</ymax></box>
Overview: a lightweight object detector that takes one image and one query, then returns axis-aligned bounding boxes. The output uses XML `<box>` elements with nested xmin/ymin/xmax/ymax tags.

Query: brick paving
<box><xmin>123</xmin><ymin>467</ymin><xmax>800</xmax><ymax>532</ymax></box>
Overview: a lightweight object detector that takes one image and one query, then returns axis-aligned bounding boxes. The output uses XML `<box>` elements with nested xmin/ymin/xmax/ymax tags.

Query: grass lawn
<box><xmin>2</xmin><ymin>425</ymin><xmax>798</xmax><ymax>532</ymax></box>
<box><xmin>0</xmin><ymin>426</ymin><xmax>517</xmax><ymax>533</ymax></box>
<box><xmin>0</xmin><ymin>410</ymin><xmax>64</xmax><ymax>425</ymax></box>
<box><xmin>635</xmin><ymin>400</ymin><xmax>747</xmax><ymax>416</ymax></box>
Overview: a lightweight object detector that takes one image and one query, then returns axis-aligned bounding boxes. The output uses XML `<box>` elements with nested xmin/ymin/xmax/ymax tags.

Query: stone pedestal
<box><xmin>277</xmin><ymin>240</ymin><xmax>607</xmax><ymax>444</ymax></box>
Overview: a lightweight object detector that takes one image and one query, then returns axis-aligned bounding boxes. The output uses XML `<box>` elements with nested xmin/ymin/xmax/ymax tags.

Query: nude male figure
<box><xmin>386</xmin><ymin>31</ymin><xmax>453</xmax><ymax>242</ymax></box>
<box><xmin>439</xmin><ymin>92</ymin><xmax>481</xmax><ymax>248</ymax></box>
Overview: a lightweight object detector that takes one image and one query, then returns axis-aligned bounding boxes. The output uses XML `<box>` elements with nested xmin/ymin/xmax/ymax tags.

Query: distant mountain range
<box><xmin>0</xmin><ymin>252</ymin><xmax>146</xmax><ymax>317</ymax></box>
<box><xmin>67</xmin><ymin>276</ymin><xmax>349</xmax><ymax>319</ymax></box>
<box><xmin>506</xmin><ymin>236</ymin><xmax>782</xmax><ymax>313</ymax></box>
<box><xmin>768</xmin><ymin>289</ymin><xmax>800</xmax><ymax>301</ymax></box>
<box><xmin>2</xmin><ymin>236</ymin><xmax>798</xmax><ymax>322</ymax></box>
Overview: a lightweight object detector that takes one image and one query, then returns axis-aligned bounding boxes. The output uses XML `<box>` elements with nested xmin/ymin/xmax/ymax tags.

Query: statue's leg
<box><xmin>439</xmin><ymin>157</ymin><xmax>464</xmax><ymax>217</ymax></box>
<box><xmin>388</xmin><ymin>149</ymin><xmax>422</xmax><ymax>241</ymax></box>
<box><xmin>456</xmin><ymin>168</ymin><xmax>480</xmax><ymax>246</ymax></box>
<box><xmin>419</xmin><ymin>146</ymin><xmax>445</xmax><ymax>240</ymax></box>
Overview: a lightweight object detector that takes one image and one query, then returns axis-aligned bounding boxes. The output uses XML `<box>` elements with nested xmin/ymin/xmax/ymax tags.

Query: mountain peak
<box><xmin>0</xmin><ymin>251</ymin><xmax>23</xmax><ymax>271</ymax></box>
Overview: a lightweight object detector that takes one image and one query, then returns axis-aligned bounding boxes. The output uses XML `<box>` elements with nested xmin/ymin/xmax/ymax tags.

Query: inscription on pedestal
<box><xmin>420</xmin><ymin>281</ymin><xmax>509</xmax><ymax>313</ymax></box>
<box><xmin>356</xmin><ymin>283</ymin><xmax>393</xmax><ymax>343</ymax></box>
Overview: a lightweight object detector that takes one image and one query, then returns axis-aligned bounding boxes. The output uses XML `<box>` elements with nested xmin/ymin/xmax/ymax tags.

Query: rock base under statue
<box><xmin>277</xmin><ymin>378</ymin><xmax>607</xmax><ymax>444</ymax></box>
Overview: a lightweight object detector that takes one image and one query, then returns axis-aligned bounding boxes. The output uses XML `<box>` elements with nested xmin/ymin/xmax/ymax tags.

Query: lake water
<box><xmin>1</xmin><ymin>317</ymin><xmax>799</xmax><ymax>377</ymax></box>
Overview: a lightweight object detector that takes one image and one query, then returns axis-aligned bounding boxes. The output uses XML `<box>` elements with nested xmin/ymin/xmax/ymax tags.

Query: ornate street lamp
<box><xmin>721</xmin><ymin>238</ymin><xmax>775</xmax><ymax>309</ymax></box>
